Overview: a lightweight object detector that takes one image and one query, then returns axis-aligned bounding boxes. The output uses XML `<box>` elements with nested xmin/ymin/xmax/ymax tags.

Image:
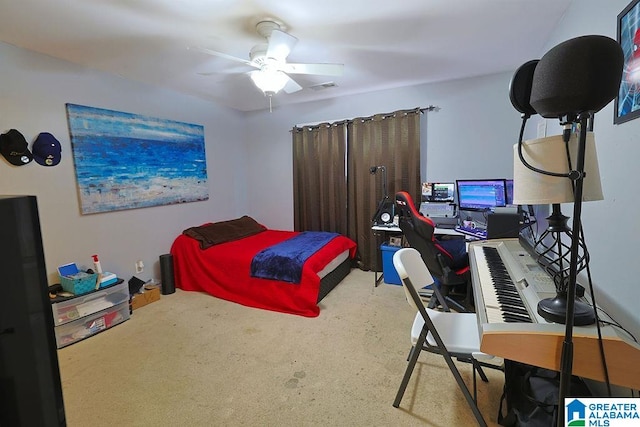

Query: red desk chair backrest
<box><xmin>394</xmin><ymin>191</ymin><xmax>469</xmax><ymax>280</ymax></box>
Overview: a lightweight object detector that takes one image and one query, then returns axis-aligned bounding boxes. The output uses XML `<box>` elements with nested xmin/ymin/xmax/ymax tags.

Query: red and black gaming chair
<box><xmin>395</xmin><ymin>191</ymin><xmax>473</xmax><ymax>312</ymax></box>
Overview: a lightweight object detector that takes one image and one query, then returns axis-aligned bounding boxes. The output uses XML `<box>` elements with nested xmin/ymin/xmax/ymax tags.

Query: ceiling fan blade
<box><xmin>281</xmin><ymin>62</ymin><xmax>344</xmax><ymax>76</ymax></box>
<box><xmin>188</xmin><ymin>46</ymin><xmax>257</xmax><ymax>68</ymax></box>
<box><xmin>197</xmin><ymin>71</ymin><xmax>218</xmax><ymax>76</ymax></box>
<box><xmin>283</xmin><ymin>75</ymin><xmax>303</xmax><ymax>94</ymax></box>
<box><xmin>197</xmin><ymin>63</ymin><xmax>250</xmax><ymax>76</ymax></box>
<box><xmin>266</xmin><ymin>29</ymin><xmax>298</xmax><ymax>61</ymax></box>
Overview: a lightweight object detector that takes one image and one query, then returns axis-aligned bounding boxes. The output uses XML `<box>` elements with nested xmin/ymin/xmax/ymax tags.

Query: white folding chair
<box><xmin>392</xmin><ymin>247</ymin><xmax>495</xmax><ymax>427</ymax></box>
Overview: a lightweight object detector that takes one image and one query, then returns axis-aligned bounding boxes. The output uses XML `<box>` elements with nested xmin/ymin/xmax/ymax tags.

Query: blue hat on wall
<box><xmin>32</xmin><ymin>132</ymin><xmax>62</xmax><ymax>166</ymax></box>
<box><xmin>0</xmin><ymin>129</ymin><xmax>33</xmax><ymax>166</ymax></box>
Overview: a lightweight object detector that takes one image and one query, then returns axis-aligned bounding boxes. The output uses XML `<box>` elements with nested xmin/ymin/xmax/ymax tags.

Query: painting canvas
<box><xmin>66</xmin><ymin>104</ymin><xmax>208</xmax><ymax>214</ymax></box>
<box><xmin>616</xmin><ymin>0</ymin><xmax>640</xmax><ymax>124</ymax></box>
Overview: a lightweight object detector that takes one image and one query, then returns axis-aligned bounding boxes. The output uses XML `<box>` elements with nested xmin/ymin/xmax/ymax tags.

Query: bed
<box><xmin>170</xmin><ymin>216</ymin><xmax>357</xmax><ymax>317</ymax></box>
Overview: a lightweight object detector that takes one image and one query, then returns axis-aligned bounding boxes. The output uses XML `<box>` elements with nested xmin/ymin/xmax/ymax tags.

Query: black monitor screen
<box><xmin>456</xmin><ymin>179</ymin><xmax>507</xmax><ymax>211</ymax></box>
<box><xmin>421</xmin><ymin>182</ymin><xmax>455</xmax><ymax>202</ymax></box>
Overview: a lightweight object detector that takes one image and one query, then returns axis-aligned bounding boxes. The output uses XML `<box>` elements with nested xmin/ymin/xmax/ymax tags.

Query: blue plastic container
<box><xmin>380</xmin><ymin>243</ymin><xmax>402</xmax><ymax>285</ymax></box>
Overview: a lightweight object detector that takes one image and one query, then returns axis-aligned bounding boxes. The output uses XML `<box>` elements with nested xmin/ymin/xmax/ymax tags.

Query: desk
<box><xmin>371</xmin><ymin>225</ymin><xmax>466</xmax><ymax>286</ymax></box>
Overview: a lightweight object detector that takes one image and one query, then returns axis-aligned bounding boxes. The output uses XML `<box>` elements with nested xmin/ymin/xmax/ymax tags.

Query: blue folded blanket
<box><xmin>250</xmin><ymin>231</ymin><xmax>339</xmax><ymax>284</ymax></box>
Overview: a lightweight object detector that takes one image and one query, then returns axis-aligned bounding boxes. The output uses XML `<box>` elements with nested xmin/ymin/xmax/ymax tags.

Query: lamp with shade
<box><xmin>513</xmin><ymin>130</ymin><xmax>603</xmax><ymax>325</ymax></box>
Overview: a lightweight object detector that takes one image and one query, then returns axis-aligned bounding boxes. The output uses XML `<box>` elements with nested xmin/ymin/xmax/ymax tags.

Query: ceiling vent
<box><xmin>309</xmin><ymin>82</ymin><xmax>338</xmax><ymax>91</ymax></box>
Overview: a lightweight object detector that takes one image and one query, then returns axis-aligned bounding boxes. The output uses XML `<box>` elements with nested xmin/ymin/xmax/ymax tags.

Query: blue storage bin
<box><xmin>60</xmin><ymin>272</ymin><xmax>98</xmax><ymax>296</ymax></box>
<box><xmin>380</xmin><ymin>243</ymin><xmax>402</xmax><ymax>285</ymax></box>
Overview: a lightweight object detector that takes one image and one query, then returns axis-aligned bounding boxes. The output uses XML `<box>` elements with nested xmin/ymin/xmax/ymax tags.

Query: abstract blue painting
<box><xmin>65</xmin><ymin>103</ymin><xmax>208</xmax><ymax>214</ymax></box>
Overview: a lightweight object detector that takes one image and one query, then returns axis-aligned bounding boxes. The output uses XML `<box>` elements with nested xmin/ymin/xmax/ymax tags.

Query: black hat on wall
<box><xmin>0</xmin><ymin>129</ymin><xmax>33</xmax><ymax>166</ymax></box>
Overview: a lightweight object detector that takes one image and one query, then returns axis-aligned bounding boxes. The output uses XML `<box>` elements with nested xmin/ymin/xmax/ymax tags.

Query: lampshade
<box><xmin>512</xmin><ymin>132</ymin><xmax>603</xmax><ymax>205</ymax></box>
<box><xmin>249</xmin><ymin>69</ymin><xmax>288</xmax><ymax>95</ymax></box>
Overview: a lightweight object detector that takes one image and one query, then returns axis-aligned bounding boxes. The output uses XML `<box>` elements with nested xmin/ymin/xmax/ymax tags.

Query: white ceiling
<box><xmin>0</xmin><ymin>0</ymin><xmax>572</xmax><ymax>112</ymax></box>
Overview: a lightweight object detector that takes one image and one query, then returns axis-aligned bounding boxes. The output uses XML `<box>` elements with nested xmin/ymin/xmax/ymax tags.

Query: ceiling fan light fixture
<box><xmin>250</xmin><ymin>69</ymin><xmax>289</xmax><ymax>95</ymax></box>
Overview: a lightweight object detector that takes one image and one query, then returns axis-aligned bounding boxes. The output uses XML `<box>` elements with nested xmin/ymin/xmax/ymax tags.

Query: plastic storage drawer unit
<box><xmin>54</xmin><ymin>301</ymin><xmax>130</xmax><ymax>348</ymax></box>
<box><xmin>51</xmin><ymin>280</ymin><xmax>128</xmax><ymax>326</ymax></box>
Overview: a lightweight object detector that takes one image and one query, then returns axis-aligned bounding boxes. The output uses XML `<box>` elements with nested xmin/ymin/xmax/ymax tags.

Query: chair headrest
<box><xmin>395</xmin><ymin>191</ymin><xmax>434</xmax><ymax>223</ymax></box>
<box><xmin>395</xmin><ymin>191</ymin><xmax>436</xmax><ymax>240</ymax></box>
<box><xmin>395</xmin><ymin>191</ymin><xmax>417</xmax><ymax>217</ymax></box>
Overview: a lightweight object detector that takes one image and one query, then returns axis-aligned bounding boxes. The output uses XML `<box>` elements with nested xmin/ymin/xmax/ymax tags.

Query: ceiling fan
<box><xmin>192</xmin><ymin>20</ymin><xmax>344</xmax><ymax>100</ymax></box>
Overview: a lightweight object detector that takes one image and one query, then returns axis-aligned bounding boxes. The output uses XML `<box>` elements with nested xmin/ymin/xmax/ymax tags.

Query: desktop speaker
<box><xmin>374</xmin><ymin>200</ymin><xmax>395</xmax><ymax>225</ymax></box>
<box><xmin>486</xmin><ymin>212</ymin><xmax>522</xmax><ymax>240</ymax></box>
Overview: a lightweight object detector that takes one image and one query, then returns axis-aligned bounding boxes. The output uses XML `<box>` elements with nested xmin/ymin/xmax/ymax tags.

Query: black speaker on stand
<box><xmin>370</xmin><ymin>165</ymin><xmax>394</xmax><ymax>225</ymax></box>
<box><xmin>373</xmin><ymin>198</ymin><xmax>395</xmax><ymax>225</ymax></box>
<box><xmin>159</xmin><ymin>254</ymin><xmax>175</xmax><ymax>295</ymax></box>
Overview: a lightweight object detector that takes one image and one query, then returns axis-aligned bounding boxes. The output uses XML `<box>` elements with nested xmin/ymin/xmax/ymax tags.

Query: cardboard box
<box><xmin>130</xmin><ymin>286</ymin><xmax>160</xmax><ymax>310</ymax></box>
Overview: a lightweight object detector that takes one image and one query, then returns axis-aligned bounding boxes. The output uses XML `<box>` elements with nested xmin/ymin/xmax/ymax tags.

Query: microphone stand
<box><xmin>557</xmin><ymin>112</ymin><xmax>589</xmax><ymax>427</ymax></box>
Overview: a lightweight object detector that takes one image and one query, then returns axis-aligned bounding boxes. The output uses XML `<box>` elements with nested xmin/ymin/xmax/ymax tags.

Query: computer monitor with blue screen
<box><xmin>456</xmin><ymin>179</ymin><xmax>507</xmax><ymax>211</ymax></box>
<box><xmin>421</xmin><ymin>182</ymin><xmax>455</xmax><ymax>202</ymax></box>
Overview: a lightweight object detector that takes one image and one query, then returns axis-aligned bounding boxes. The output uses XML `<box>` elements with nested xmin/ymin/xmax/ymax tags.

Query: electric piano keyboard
<box><xmin>468</xmin><ymin>238</ymin><xmax>640</xmax><ymax>390</ymax></box>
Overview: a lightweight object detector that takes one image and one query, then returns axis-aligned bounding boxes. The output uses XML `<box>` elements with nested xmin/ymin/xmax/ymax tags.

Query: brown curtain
<box><xmin>347</xmin><ymin>108</ymin><xmax>421</xmax><ymax>271</ymax></box>
<box><xmin>292</xmin><ymin>122</ymin><xmax>347</xmax><ymax>234</ymax></box>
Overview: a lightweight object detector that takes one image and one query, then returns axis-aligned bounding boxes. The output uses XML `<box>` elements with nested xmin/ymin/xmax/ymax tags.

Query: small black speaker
<box><xmin>374</xmin><ymin>200</ymin><xmax>395</xmax><ymax>225</ymax></box>
<box><xmin>159</xmin><ymin>254</ymin><xmax>175</xmax><ymax>295</ymax></box>
<box><xmin>509</xmin><ymin>59</ymin><xmax>539</xmax><ymax>117</ymax></box>
<box><xmin>530</xmin><ymin>35</ymin><xmax>623</xmax><ymax>118</ymax></box>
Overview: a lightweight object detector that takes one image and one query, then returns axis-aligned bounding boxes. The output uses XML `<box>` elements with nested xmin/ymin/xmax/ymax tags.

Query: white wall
<box><xmin>0</xmin><ymin>42</ymin><xmax>247</xmax><ymax>284</ymax></box>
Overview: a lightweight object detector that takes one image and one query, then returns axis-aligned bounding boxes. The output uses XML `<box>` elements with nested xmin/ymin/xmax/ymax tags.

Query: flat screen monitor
<box><xmin>421</xmin><ymin>182</ymin><xmax>455</xmax><ymax>202</ymax></box>
<box><xmin>456</xmin><ymin>179</ymin><xmax>507</xmax><ymax>211</ymax></box>
<box><xmin>506</xmin><ymin>179</ymin><xmax>514</xmax><ymax>205</ymax></box>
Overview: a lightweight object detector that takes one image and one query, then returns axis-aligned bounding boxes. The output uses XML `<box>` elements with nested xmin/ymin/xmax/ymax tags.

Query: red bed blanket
<box><xmin>171</xmin><ymin>229</ymin><xmax>357</xmax><ymax>317</ymax></box>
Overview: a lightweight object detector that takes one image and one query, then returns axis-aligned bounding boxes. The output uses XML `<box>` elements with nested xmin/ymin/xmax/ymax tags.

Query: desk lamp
<box><xmin>513</xmin><ymin>131</ymin><xmax>603</xmax><ymax>325</ymax></box>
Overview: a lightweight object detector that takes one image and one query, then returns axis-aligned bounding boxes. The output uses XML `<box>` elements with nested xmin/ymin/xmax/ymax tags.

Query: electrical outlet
<box><xmin>135</xmin><ymin>260</ymin><xmax>144</xmax><ymax>274</ymax></box>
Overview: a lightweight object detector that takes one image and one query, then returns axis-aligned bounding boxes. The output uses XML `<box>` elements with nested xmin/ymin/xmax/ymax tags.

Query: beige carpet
<box><xmin>57</xmin><ymin>269</ymin><xmax>505</xmax><ymax>426</ymax></box>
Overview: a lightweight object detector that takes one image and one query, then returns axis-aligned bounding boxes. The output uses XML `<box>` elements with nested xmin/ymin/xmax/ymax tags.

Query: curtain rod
<box><xmin>421</xmin><ymin>105</ymin><xmax>439</xmax><ymax>113</ymax></box>
<box><xmin>292</xmin><ymin>105</ymin><xmax>439</xmax><ymax>132</ymax></box>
